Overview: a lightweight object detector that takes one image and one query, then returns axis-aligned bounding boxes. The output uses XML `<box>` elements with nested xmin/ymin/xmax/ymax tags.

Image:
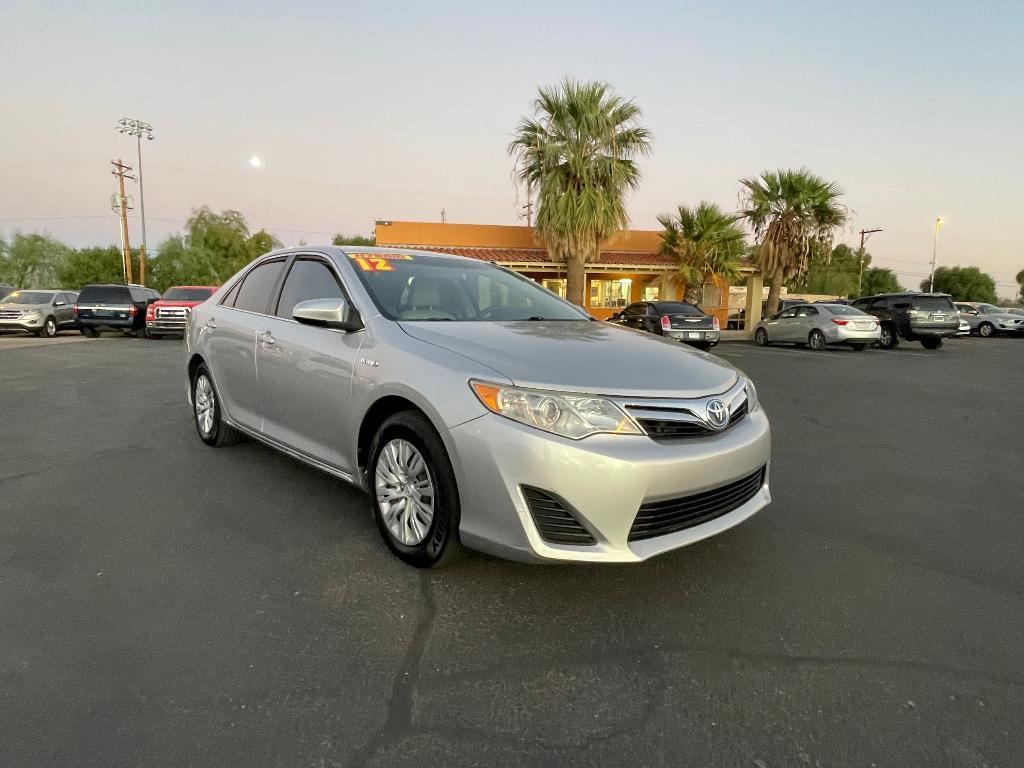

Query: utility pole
<box><xmin>111</xmin><ymin>159</ymin><xmax>135</xmax><ymax>284</ymax></box>
<box><xmin>441</xmin><ymin>208</ymin><xmax>446</xmax><ymax>224</ymax></box>
<box><xmin>856</xmin><ymin>228</ymin><xmax>883</xmax><ymax>296</ymax></box>
<box><xmin>117</xmin><ymin>118</ymin><xmax>154</xmax><ymax>285</ymax></box>
<box><xmin>928</xmin><ymin>218</ymin><xmax>945</xmax><ymax>292</ymax></box>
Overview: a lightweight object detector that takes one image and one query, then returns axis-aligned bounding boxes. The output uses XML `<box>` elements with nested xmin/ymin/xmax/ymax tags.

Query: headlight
<box><xmin>744</xmin><ymin>378</ymin><xmax>760</xmax><ymax>412</ymax></box>
<box><xmin>470</xmin><ymin>380</ymin><xmax>641</xmax><ymax>439</ymax></box>
<box><xmin>23</xmin><ymin>309</ymin><xmax>41</xmax><ymax>317</ymax></box>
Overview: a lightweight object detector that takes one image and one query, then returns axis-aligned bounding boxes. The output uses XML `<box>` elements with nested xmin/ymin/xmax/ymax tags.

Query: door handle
<box><xmin>204</xmin><ymin>319</ymin><xmax>217</xmax><ymax>330</ymax></box>
<box><xmin>257</xmin><ymin>330</ymin><xmax>275</xmax><ymax>346</ymax></box>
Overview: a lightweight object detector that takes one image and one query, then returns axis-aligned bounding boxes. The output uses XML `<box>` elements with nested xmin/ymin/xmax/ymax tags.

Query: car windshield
<box><xmin>978</xmin><ymin>304</ymin><xmax>1002</xmax><ymax>314</ymax></box>
<box><xmin>347</xmin><ymin>252</ymin><xmax>590</xmax><ymax>322</ymax></box>
<box><xmin>655</xmin><ymin>302</ymin><xmax>704</xmax><ymax>316</ymax></box>
<box><xmin>824</xmin><ymin>305</ymin><xmax>865</xmax><ymax>316</ymax></box>
<box><xmin>1</xmin><ymin>290</ymin><xmax>55</xmax><ymax>305</ymax></box>
<box><xmin>163</xmin><ymin>287</ymin><xmax>215</xmax><ymax>302</ymax></box>
<box><xmin>914</xmin><ymin>296</ymin><xmax>954</xmax><ymax>311</ymax></box>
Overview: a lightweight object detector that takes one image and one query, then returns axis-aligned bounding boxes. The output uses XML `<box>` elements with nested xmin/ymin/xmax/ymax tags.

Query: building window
<box><xmin>643</xmin><ymin>284</ymin><xmax>660</xmax><ymax>301</ymax></box>
<box><xmin>590</xmin><ymin>278</ymin><xmax>632</xmax><ymax>308</ymax></box>
<box><xmin>542</xmin><ymin>279</ymin><xmax>566</xmax><ymax>298</ymax></box>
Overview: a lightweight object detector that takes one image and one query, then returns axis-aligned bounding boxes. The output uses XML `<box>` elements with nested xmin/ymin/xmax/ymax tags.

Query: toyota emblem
<box><xmin>705</xmin><ymin>399</ymin><xmax>729</xmax><ymax>429</ymax></box>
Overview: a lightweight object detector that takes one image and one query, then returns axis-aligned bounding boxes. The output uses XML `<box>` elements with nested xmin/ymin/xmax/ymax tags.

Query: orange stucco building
<box><xmin>373</xmin><ymin>220</ymin><xmax>698</xmax><ymax>321</ymax></box>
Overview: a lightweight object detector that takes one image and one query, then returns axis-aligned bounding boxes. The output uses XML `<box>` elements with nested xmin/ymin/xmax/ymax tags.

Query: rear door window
<box><xmin>275</xmin><ymin>258</ymin><xmax>345</xmax><ymax>319</ymax></box>
<box><xmin>231</xmin><ymin>259</ymin><xmax>286</xmax><ymax>314</ymax></box>
<box><xmin>913</xmin><ymin>297</ymin><xmax>953</xmax><ymax>311</ymax></box>
<box><xmin>79</xmin><ymin>286</ymin><xmax>131</xmax><ymax>304</ymax></box>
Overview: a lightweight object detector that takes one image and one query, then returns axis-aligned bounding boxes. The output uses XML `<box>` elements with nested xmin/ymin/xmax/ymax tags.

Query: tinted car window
<box><xmin>869</xmin><ymin>298</ymin><xmax>889</xmax><ymax>311</ymax></box>
<box><xmin>654</xmin><ymin>302</ymin><xmax>703</xmax><ymax>316</ymax></box>
<box><xmin>850</xmin><ymin>299</ymin><xmax>869</xmax><ymax>311</ymax></box>
<box><xmin>778</xmin><ymin>307</ymin><xmax>800</xmax><ymax>318</ymax></box>
<box><xmin>913</xmin><ymin>297</ymin><xmax>953</xmax><ymax>311</ymax></box>
<box><xmin>163</xmin><ymin>287</ymin><xmax>216</xmax><ymax>302</ymax></box>
<box><xmin>78</xmin><ymin>285</ymin><xmax>132</xmax><ymax>303</ymax></box>
<box><xmin>824</xmin><ymin>305</ymin><xmax>866</xmax><ymax>316</ymax></box>
<box><xmin>796</xmin><ymin>306</ymin><xmax>818</xmax><ymax>317</ymax></box>
<box><xmin>622</xmin><ymin>303</ymin><xmax>645</xmax><ymax>317</ymax></box>
<box><xmin>276</xmin><ymin>259</ymin><xmax>345</xmax><ymax>319</ymax></box>
<box><xmin>231</xmin><ymin>260</ymin><xmax>285</xmax><ymax>314</ymax></box>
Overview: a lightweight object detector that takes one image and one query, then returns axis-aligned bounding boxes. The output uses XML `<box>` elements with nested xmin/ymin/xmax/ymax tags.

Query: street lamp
<box><xmin>116</xmin><ymin>117</ymin><xmax>154</xmax><ymax>284</ymax></box>
<box><xmin>928</xmin><ymin>217</ymin><xmax>945</xmax><ymax>292</ymax></box>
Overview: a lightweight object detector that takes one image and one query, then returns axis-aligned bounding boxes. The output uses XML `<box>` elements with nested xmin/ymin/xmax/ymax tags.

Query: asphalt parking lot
<box><xmin>2</xmin><ymin>336</ymin><xmax>1022</xmax><ymax>767</ymax></box>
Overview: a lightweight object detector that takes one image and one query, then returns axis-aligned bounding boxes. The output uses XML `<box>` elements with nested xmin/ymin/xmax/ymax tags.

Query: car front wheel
<box><xmin>192</xmin><ymin>365</ymin><xmax>243</xmax><ymax>447</ymax></box>
<box><xmin>368</xmin><ymin>411</ymin><xmax>463</xmax><ymax>568</ymax></box>
<box><xmin>38</xmin><ymin>317</ymin><xmax>58</xmax><ymax>338</ymax></box>
<box><xmin>978</xmin><ymin>322</ymin><xmax>995</xmax><ymax>338</ymax></box>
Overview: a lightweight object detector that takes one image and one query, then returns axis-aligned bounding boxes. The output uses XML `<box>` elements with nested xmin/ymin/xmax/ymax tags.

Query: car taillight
<box><xmin>712</xmin><ymin>316</ymin><xmax>720</xmax><ymax>330</ymax></box>
<box><xmin>660</xmin><ymin>315</ymin><xmax>671</xmax><ymax>330</ymax></box>
<box><xmin>72</xmin><ymin>304</ymin><xmax>79</xmax><ymax>316</ymax></box>
<box><xmin>874</xmin><ymin>319</ymin><xmax>880</xmax><ymax>326</ymax></box>
<box><xmin>128</xmin><ymin>305</ymin><xmax>137</xmax><ymax>317</ymax></box>
<box><xmin>832</xmin><ymin>319</ymin><xmax>849</xmax><ymax>326</ymax></box>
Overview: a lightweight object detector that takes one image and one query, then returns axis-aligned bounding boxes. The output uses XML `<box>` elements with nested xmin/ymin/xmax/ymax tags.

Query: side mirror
<box><xmin>293</xmin><ymin>297</ymin><xmax>362</xmax><ymax>331</ymax></box>
<box><xmin>968</xmin><ymin>309</ymin><xmax>979</xmax><ymax>315</ymax></box>
<box><xmin>55</xmin><ymin>300</ymin><xmax>66</xmax><ymax>307</ymax></box>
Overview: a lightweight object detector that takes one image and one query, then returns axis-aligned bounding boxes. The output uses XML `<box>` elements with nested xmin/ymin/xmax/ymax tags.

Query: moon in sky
<box><xmin>249</xmin><ymin>156</ymin><xmax>262</xmax><ymax>168</ymax></box>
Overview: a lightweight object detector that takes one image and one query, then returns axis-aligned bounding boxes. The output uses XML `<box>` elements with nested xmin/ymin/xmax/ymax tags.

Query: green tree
<box><xmin>55</xmin><ymin>246</ymin><xmax>125</xmax><ymax>289</ymax></box>
<box><xmin>1016</xmin><ymin>268</ymin><xmax>1024</xmax><ymax>301</ymax></box>
<box><xmin>332</xmin><ymin>234</ymin><xmax>375</xmax><ymax>246</ymax></box>
<box><xmin>921</xmin><ymin>266</ymin><xmax>997</xmax><ymax>303</ymax></box>
<box><xmin>509</xmin><ymin>79</ymin><xmax>652</xmax><ymax>307</ymax></box>
<box><xmin>792</xmin><ymin>243</ymin><xmax>861</xmax><ymax>296</ymax></box>
<box><xmin>658</xmin><ymin>202</ymin><xmax>746</xmax><ymax>289</ymax></box>
<box><xmin>860</xmin><ymin>267</ymin><xmax>902</xmax><ymax>295</ymax></box>
<box><xmin>739</xmin><ymin>169</ymin><xmax>847</xmax><ymax>316</ymax></box>
<box><xmin>0</xmin><ymin>232</ymin><xmax>71</xmax><ymax>288</ymax></box>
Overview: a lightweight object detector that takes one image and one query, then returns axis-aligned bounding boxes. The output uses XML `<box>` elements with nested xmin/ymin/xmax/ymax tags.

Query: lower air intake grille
<box><xmin>628</xmin><ymin>466</ymin><xmax>766</xmax><ymax>542</ymax></box>
<box><xmin>522</xmin><ymin>487</ymin><xmax>597</xmax><ymax>546</ymax></box>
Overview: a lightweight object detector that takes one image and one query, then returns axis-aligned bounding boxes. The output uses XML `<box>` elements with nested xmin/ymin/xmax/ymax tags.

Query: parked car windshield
<box><xmin>655</xmin><ymin>302</ymin><xmax>704</xmax><ymax>316</ymax></box>
<box><xmin>163</xmin><ymin>287</ymin><xmax>215</xmax><ymax>302</ymax></box>
<box><xmin>347</xmin><ymin>253</ymin><xmax>589</xmax><ymax>322</ymax></box>
<box><xmin>78</xmin><ymin>286</ymin><xmax>131</xmax><ymax>303</ymax></box>
<box><xmin>913</xmin><ymin>296</ymin><xmax>954</xmax><ymax>311</ymax></box>
<box><xmin>0</xmin><ymin>290</ymin><xmax>55</xmax><ymax>305</ymax></box>
<box><xmin>823</xmin><ymin>304</ymin><xmax>866</xmax><ymax>316</ymax></box>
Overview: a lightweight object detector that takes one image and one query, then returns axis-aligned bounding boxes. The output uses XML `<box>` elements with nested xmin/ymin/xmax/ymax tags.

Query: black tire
<box><xmin>808</xmin><ymin>329</ymin><xmax>827</xmax><ymax>351</ymax></box>
<box><xmin>191</xmin><ymin>364</ymin><xmax>243</xmax><ymax>447</ymax></box>
<box><xmin>754</xmin><ymin>328</ymin><xmax>769</xmax><ymax>346</ymax></box>
<box><xmin>38</xmin><ymin>316</ymin><xmax>58</xmax><ymax>338</ymax></box>
<box><xmin>849</xmin><ymin>343</ymin><xmax>866</xmax><ymax>351</ymax></box>
<box><xmin>367</xmin><ymin>410</ymin><xmax>464</xmax><ymax>568</ymax></box>
<box><xmin>921</xmin><ymin>337</ymin><xmax>943</xmax><ymax>350</ymax></box>
<box><xmin>81</xmin><ymin>327</ymin><xmax>99</xmax><ymax>338</ymax></box>
<box><xmin>878</xmin><ymin>324</ymin><xmax>899</xmax><ymax>349</ymax></box>
<box><xmin>978</xmin><ymin>322</ymin><xmax>995</xmax><ymax>338</ymax></box>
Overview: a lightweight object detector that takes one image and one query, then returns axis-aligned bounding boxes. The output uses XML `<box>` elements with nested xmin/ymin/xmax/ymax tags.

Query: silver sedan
<box><xmin>754</xmin><ymin>303</ymin><xmax>881</xmax><ymax>351</ymax></box>
<box><xmin>185</xmin><ymin>247</ymin><xmax>771</xmax><ymax>567</ymax></box>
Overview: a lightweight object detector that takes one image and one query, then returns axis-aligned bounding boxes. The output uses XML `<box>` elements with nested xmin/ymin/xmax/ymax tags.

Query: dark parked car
<box><xmin>850</xmin><ymin>292</ymin><xmax>959</xmax><ymax>349</ymax></box>
<box><xmin>0</xmin><ymin>290</ymin><xmax>79</xmax><ymax>337</ymax></box>
<box><xmin>727</xmin><ymin>298</ymin><xmax>810</xmax><ymax>330</ymax></box>
<box><xmin>609</xmin><ymin>300</ymin><xmax>720</xmax><ymax>349</ymax></box>
<box><xmin>75</xmin><ymin>284</ymin><xmax>160</xmax><ymax>337</ymax></box>
<box><xmin>0</xmin><ymin>283</ymin><xmax>15</xmax><ymax>300</ymax></box>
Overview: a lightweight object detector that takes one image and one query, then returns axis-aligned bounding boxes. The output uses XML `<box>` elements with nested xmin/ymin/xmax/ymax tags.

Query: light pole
<box><xmin>116</xmin><ymin>117</ymin><xmax>154</xmax><ymax>284</ymax></box>
<box><xmin>928</xmin><ymin>217</ymin><xmax>945</xmax><ymax>292</ymax></box>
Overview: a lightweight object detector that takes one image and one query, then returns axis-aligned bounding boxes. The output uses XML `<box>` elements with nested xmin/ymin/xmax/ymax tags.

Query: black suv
<box><xmin>850</xmin><ymin>292</ymin><xmax>959</xmax><ymax>350</ymax></box>
<box><xmin>75</xmin><ymin>284</ymin><xmax>160</xmax><ymax>337</ymax></box>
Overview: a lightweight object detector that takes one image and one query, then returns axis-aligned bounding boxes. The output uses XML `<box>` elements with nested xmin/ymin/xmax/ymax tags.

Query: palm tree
<box><xmin>739</xmin><ymin>169</ymin><xmax>847</xmax><ymax>316</ymax></box>
<box><xmin>509</xmin><ymin>79</ymin><xmax>652</xmax><ymax>307</ymax></box>
<box><xmin>658</xmin><ymin>202</ymin><xmax>746</xmax><ymax>295</ymax></box>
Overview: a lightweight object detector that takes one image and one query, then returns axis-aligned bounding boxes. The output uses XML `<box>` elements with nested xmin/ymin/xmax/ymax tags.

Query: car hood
<box><xmin>152</xmin><ymin>300</ymin><xmax>204</xmax><ymax>308</ymax></box>
<box><xmin>0</xmin><ymin>302</ymin><xmax>46</xmax><ymax>309</ymax></box>
<box><xmin>398</xmin><ymin>320</ymin><xmax>739</xmax><ymax>398</ymax></box>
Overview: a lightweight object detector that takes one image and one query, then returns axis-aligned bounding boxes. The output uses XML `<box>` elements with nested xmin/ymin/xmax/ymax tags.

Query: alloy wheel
<box><xmin>375</xmin><ymin>438</ymin><xmax>435</xmax><ymax>546</ymax></box>
<box><xmin>45</xmin><ymin>318</ymin><xmax>56</xmax><ymax>337</ymax></box>
<box><xmin>979</xmin><ymin>323</ymin><xmax>994</xmax><ymax>338</ymax></box>
<box><xmin>194</xmin><ymin>374</ymin><xmax>215</xmax><ymax>436</ymax></box>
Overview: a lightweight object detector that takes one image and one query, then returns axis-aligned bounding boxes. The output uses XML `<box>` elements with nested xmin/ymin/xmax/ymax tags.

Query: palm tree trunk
<box><xmin>766</xmin><ymin>267</ymin><xmax>784</xmax><ymax>316</ymax></box>
<box><xmin>565</xmin><ymin>251</ymin><xmax>587</xmax><ymax>308</ymax></box>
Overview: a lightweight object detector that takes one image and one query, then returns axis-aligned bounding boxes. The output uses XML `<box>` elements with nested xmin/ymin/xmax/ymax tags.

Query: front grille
<box><xmin>0</xmin><ymin>310</ymin><xmax>22</xmax><ymax>319</ymax></box>
<box><xmin>157</xmin><ymin>306</ymin><xmax>189</xmax><ymax>319</ymax></box>
<box><xmin>634</xmin><ymin>399</ymin><xmax>748</xmax><ymax>441</ymax></box>
<box><xmin>522</xmin><ymin>487</ymin><xmax>596</xmax><ymax>546</ymax></box>
<box><xmin>628</xmin><ymin>466</ymin><xmax>766</xmax><ymax>542</ymax></box>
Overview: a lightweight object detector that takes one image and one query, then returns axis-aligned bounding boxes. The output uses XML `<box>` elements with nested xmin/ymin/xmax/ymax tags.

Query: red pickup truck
<box><xmin>145</xmin><ymin>285</ymin><xmax>218</xmax><ymax>338</ymax></box>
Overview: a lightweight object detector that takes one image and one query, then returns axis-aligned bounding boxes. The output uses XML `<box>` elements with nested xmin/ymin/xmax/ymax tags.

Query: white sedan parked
<box><xmin>754</xmin><ymin>303</ymin><xmax>881</xmax><ymax>351</ymax></box>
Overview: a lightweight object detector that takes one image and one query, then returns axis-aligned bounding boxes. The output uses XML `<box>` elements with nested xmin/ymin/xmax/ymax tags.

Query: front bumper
<box><xmin>147</xmin><ymin>319</ymin><xmax>188</xmax><ymax>332</ymax></box>
<box><xmin>445</xmin><ymin>407</ymin><xmax>771</xmax><ymax>563</ymax></box>
<box><xmin>665</xmin><ymin>329</ymin><xmax>720</xmax><ymax>345</ymax></box>
<box><xmin>0</xmin><ymin>316</ymin><xmax>43</xmax><ymax>332</ymax></box>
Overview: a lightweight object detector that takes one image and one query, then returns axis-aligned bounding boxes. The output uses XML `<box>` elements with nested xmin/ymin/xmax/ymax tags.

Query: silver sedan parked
<box><xmin>185</xmin><ymin>247</ymin><xmax>771</xmax><ymax>567</ymax></box>
<box><xmin>754</xmin><ymin>303</ymin><xmax>881</xmax><ymax>351</ymax></box>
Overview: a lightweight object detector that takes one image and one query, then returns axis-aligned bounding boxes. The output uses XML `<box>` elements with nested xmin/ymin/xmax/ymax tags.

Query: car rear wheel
<box><xmin>192</xmin><ymin>365</ymin><xmax>243</xmax><ymax>447</ymax></box>
<box><xmin>368</xmin><ymin>410</ymin><xmax>463</xmax><ymax>568</ymax></box>
<box><xmin>81</xmin><ymin>327</ymin><xmax>99</xmax><ymax>338</ymax></box>
<box><xmin>878</xmin><ymin>324</ymin><xmax>899</xmax><ymax>349</ymax></box>
<box><xmin>849</xmin><ymin>343</ymin><xmax>866</xmax><ymax>351</ymax></box>
<box><xmin>39</xmin><ymin>317</ymin><xmax>58</xmax><ymax>338</ymax></box>
<box><xmin>978</xmin><ymin>322</ymin><xmax>995</xmax><ymax>338</ymax></box>
<box><xmin>808</xmin><ymin>329</ymin><xmax>827</xmax><ymax>351</ymax></box>
<box><xmin>921</xmin><ymin>337</ymin><xmax>943</xmax><ymax>350</ymax></box>
<box><xmin>754</xmin><ymin>328</ymin><xmax>769</xmax><ymax>346</ymax></box>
